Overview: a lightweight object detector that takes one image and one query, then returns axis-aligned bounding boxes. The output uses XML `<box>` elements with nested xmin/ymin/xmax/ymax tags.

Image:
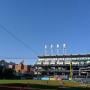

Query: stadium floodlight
<box><xmin>50</xmin><ymin>44</ymin><xmax>53</xmax><ymax>55</ymax></box>
<box><xmin>56</xmin><ymin>44</ymin><xmax>59</xmax><ymax>55</ymax></box>
<box><xmin>44</xmin><ymin>44</ymin><xmax>47</xmax><ymax>56</ymax></box>
<box><xmin>45</xmin><ymin>44</ymin><xmax>47</xmax><ymax>49</ymax></box>
<box><xmin>63</xmin><ymin>43</ymin><xmax>66</xmax><ymax>49</ymax></box>
<box><xmin>57</xmin><ymin>44</ymin><xmax>59</xmax><ymax>48</ymax></box>
<box><xmin>50</xmin><ymin>44</ymin><xmax>53</xmax><ymax>48</ymax></box>
<box><xmin>63</xmin><ymin>43</ymin><xmax>66</xmax><ymax>55</ymax></box>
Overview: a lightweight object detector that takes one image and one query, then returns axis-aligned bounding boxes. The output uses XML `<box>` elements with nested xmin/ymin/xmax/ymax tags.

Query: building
<box><xmin>8</xmin><ymin>62</ymin><xmax>33</xmax><ymax>74</ymax></box>
<box><xmin>15</xmin><ymin>64</ymin><xmax>28</xmax><ymax>73</ymax></box>
<box><xmin>35</xmin><ymin>54</ymin><xmax>90</xmax><ymax>80</ymax></box>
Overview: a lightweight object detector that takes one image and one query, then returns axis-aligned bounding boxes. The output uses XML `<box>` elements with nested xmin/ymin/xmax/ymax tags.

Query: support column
<box><xmin>79</xmin><ymin>68</ymin><xmax>81</xmax><ymax>76</ymax></box>
<box><xmin>70</xmin><ymin>61</ymin><xmax>72</xmax><ymax>80</ymax></box>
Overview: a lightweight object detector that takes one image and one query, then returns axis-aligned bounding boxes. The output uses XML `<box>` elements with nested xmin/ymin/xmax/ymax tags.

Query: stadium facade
<box><xmin>35</xmin><ymin>54</ymin><xmax>90</xmax><ymax>80</ymax></box>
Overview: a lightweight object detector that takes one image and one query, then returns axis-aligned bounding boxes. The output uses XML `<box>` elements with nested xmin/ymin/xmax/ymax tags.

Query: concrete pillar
<box><xmin>79</xmin><ymin>68</ymin><xmax>81</xmax><ymax>76</ymax></box>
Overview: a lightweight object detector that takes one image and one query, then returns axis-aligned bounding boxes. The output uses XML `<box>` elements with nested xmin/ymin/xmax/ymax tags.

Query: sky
<box><xmin>0</xmin><ymin>0</ymin><xmax>90</xmax><ymax>64</ymax></box>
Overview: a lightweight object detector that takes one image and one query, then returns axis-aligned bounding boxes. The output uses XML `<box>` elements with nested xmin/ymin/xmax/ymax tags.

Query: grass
<box><xmin>0</xmin><ymin>80</ymin><xmax>90</xmax><ymax>89</ymax></box>
<box><xmin>0</xmin><ymin>80</ymin><xmax>61</xmax><ymax>86</ymax></box>
<box><xmin>0</xmin><ymin>80</ymin><xmax>60</xmax><ymax>90</ymax></box>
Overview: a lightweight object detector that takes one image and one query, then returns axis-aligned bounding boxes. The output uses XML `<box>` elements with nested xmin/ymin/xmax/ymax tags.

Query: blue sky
<box><xmin>0</xmin><ymin>0</ymin><xmax>90</xmax><ymax>64</ymax></box>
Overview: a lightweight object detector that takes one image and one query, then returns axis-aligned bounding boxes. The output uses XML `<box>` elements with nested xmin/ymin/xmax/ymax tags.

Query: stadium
<box><xmin>35</xmin><ymin>45</ymin><xmax>90</xmax><ymax>81</ymax></box>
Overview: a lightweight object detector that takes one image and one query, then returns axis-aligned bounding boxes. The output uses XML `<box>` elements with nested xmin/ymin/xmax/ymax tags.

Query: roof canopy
<box><xmin>38</xmin><ymin>54</ymin><xmax>90</xmax><ymax>58</ymax></box>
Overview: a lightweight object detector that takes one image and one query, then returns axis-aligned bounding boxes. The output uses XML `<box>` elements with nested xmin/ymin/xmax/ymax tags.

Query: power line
<box><xmin>0</xmin><ymin>24</ymin><xmax>38</xmax><ymax>56</ymax></box>
<box><xmin>0</xmin><ymin>56</ymin><xmax>37</xmax><ymax>59</ymax></box>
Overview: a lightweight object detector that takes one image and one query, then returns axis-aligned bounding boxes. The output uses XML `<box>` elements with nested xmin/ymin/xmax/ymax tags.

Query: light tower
<box><xmin>50</xmin><ymin>44</ymin><xmax>53</xmax><ymax>56</ymax></box>
<box><xmin>44</xmin><ymin>44</ymin><xmax>47</xmax><ymax>56</ymax></box>
<box><xmin>63</xmin><ymin>43</ymin><xmax>66</xmax><ymax>55</ymax></box>
<box><xmin>56</xmin><ymin>44</ymin><xmax>59</xmax><ymax>55</ymax></box>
